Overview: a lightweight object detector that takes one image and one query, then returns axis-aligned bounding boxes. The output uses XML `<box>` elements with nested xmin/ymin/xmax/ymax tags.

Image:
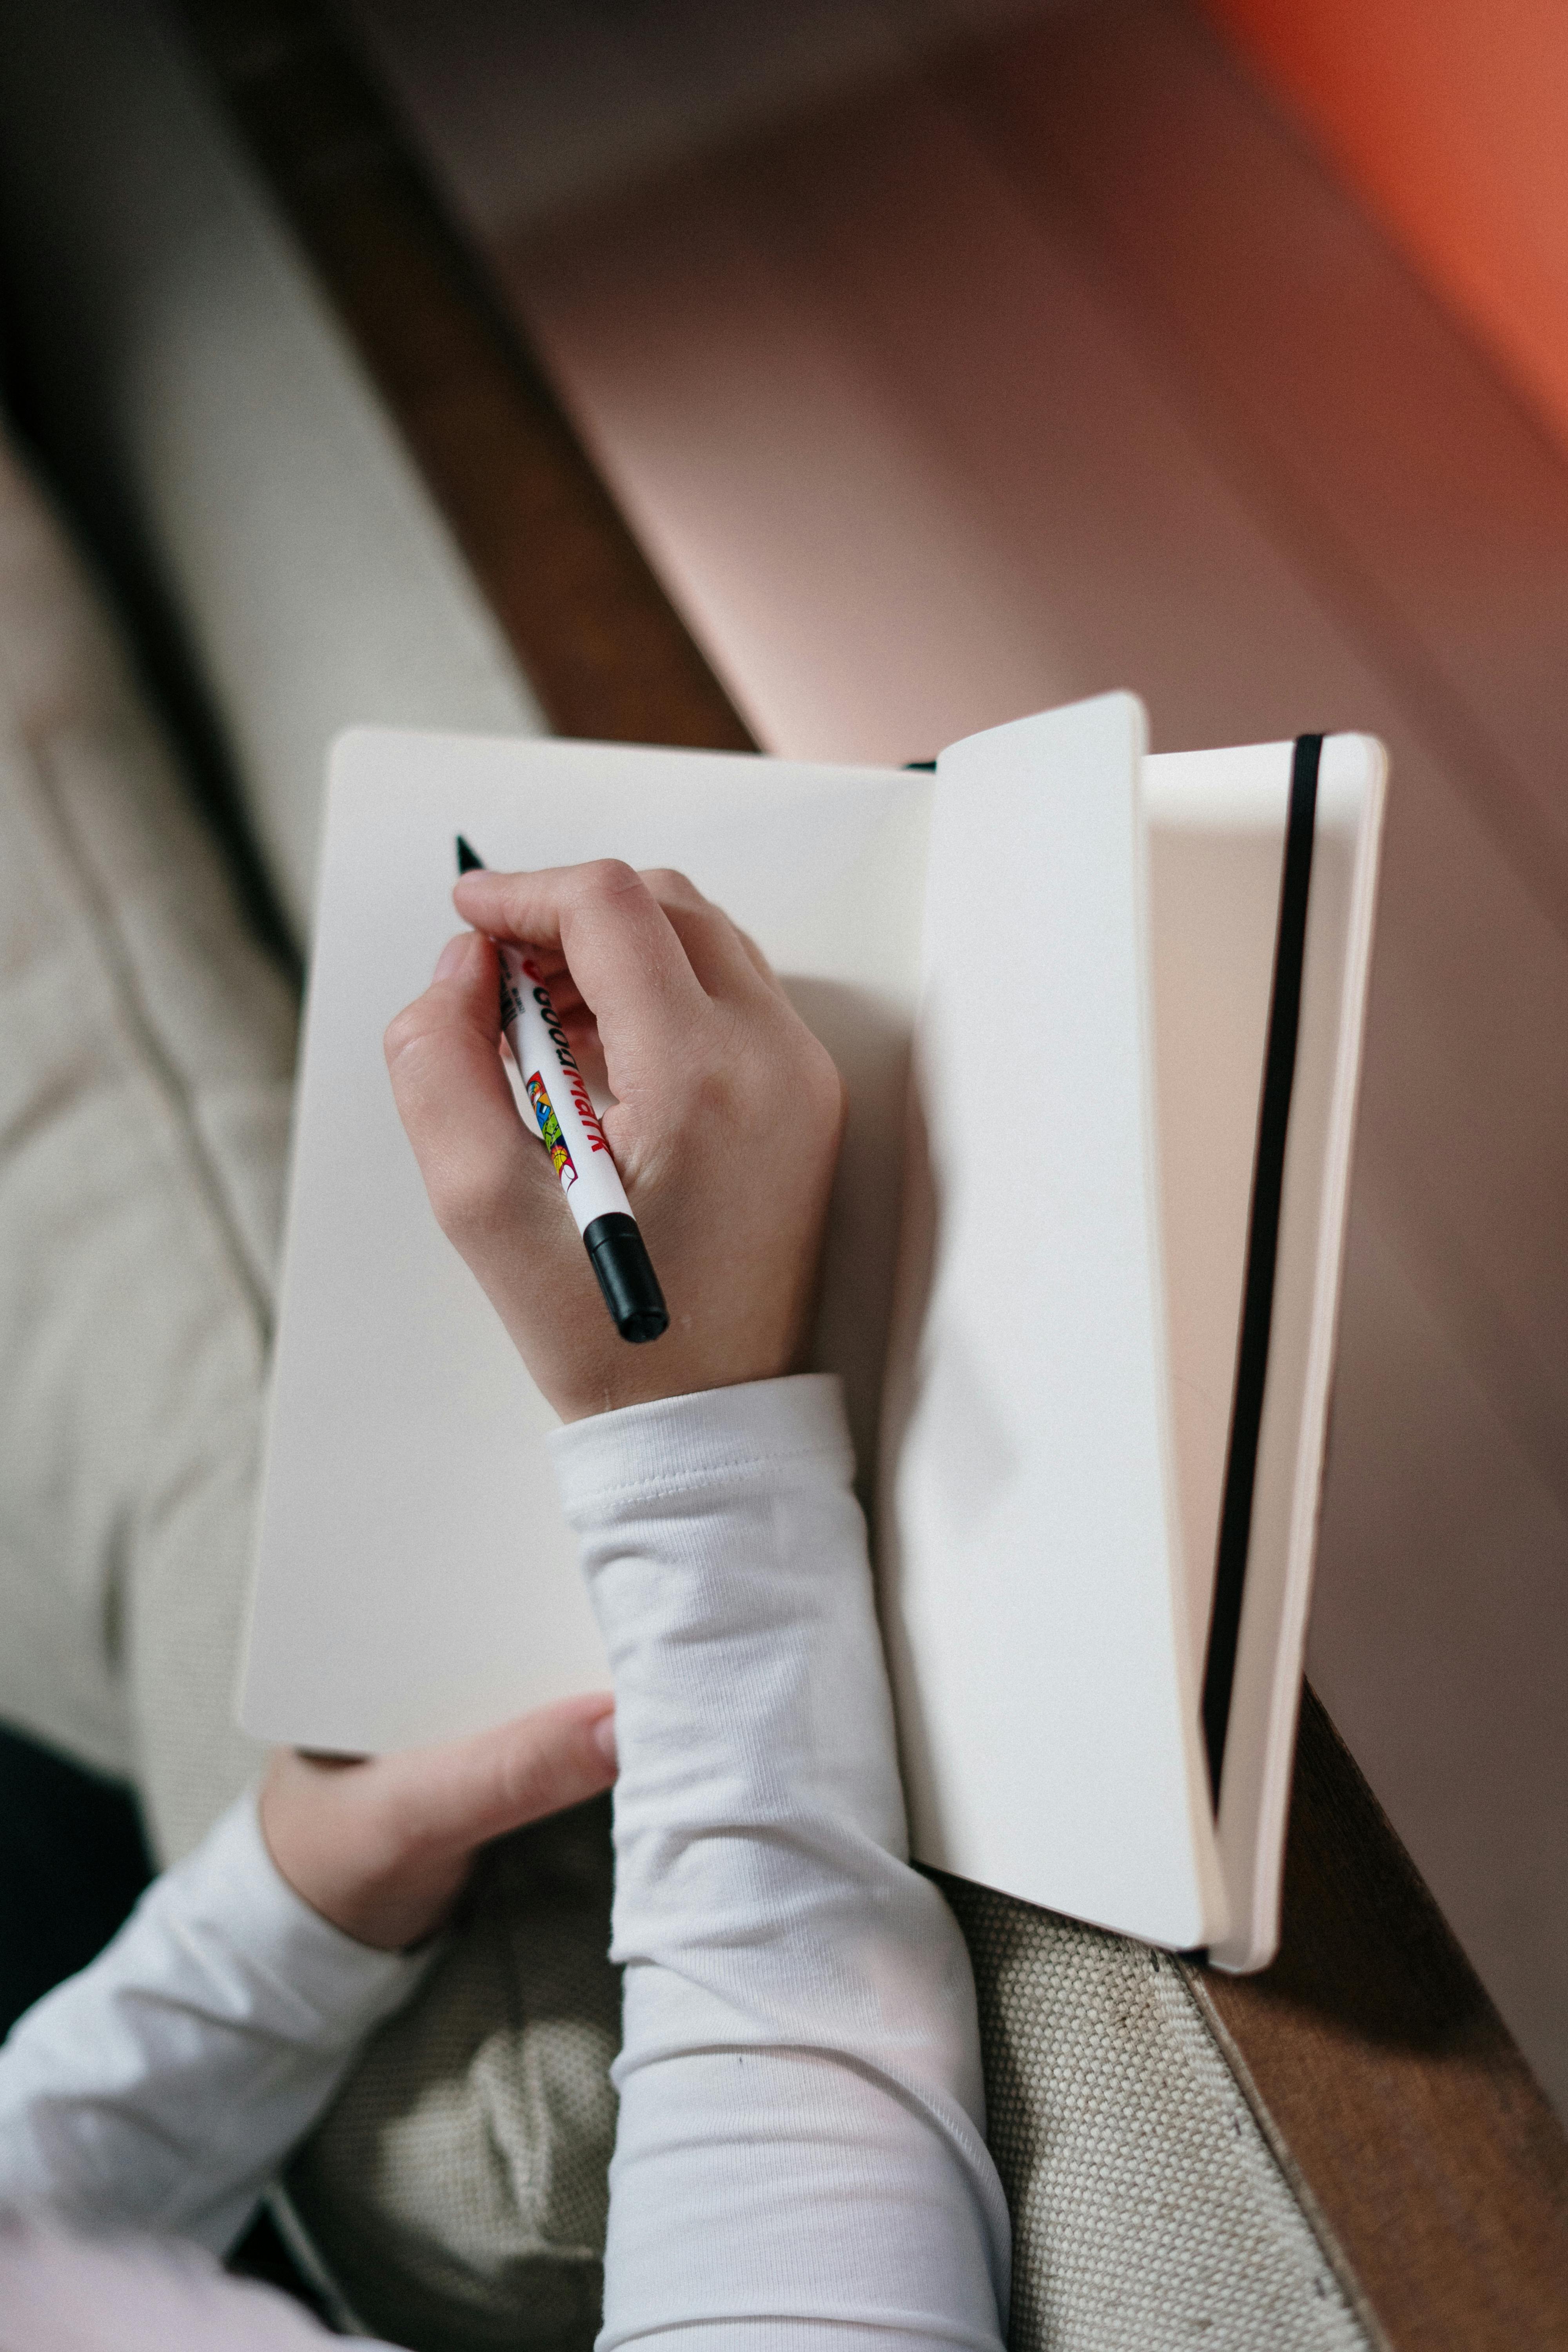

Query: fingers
<box><xmin>260</xmin><ymin>1695</ymin><xmax>617</xmax><ymax>1949</ymax></box>
<box><xmin>374</xmin><ymin>1694</ymin><xmax>618</xmax><ymax>1855</ymax></box>
<box><xmin>454</xmin><ymin>860</ymin><xmax>779</xmax><ymax>1021</ymax></box>
<box><xmin>454</xmin><ymin>862</ymin><xmax>707</xmax><ymax>1073</ymax></box>
<box><xmin>508</xmin><ymin>954</ymin><xmax>610</xmax><ymax>1094</ymax></box>
<box><xmin>384</xmin><ymin>930</ymin><xmax>550</xmax><ymax>1259</ymax></box>
<box><xmin>635</xmin><ymin>868</ymin><xmax>781</xmax><ymax>1001</ymax></box>
<box><xmin>504</xmin><ymin>866</ymin><xmax>779</xmax><ymax>1092</ymax></box>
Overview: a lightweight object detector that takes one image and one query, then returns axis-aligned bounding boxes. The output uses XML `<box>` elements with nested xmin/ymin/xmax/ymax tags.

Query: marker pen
<box><xmin>455</xmin><ymin>837</ymin><xmax>668</xmax><ymax>1343</ymax></box>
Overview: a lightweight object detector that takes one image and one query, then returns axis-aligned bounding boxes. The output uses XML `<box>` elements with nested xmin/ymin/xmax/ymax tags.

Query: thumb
<box><xmin>376</xmin><ymin>1694</ymin><xmax>618</xmax><ymax>1858</ymax></box>
<box><xmin>384</xmin><ymin>929</ymin><xmax>552</xmax><ymax>1258</ymax></box>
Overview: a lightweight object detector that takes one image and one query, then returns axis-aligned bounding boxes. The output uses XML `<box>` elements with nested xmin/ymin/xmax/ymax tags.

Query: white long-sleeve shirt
<box><xmin>0</xmin><ymin>1375</ymin><xmax>1009</xmax><ymax>2352</ymax></box>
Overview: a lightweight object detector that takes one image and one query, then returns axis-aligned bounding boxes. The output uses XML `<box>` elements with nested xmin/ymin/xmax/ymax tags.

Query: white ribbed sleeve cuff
<box><xmin>549</xmin><ymin>1369</ymin><xmax>856</xmax><ymax>1515</ymax></box>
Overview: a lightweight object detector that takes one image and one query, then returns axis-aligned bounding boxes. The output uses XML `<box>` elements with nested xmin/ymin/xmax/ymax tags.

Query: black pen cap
<box><xmin>583</xmin><ymin>1213</ymin><xmax>669</xmax><ymax>1344</ymax></box>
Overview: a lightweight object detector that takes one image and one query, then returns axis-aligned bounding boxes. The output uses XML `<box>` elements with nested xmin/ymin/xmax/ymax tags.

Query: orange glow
<box><xmin>1202</xmin><ymin>0</ymin><xmax>1568</xmax><ymax>456</ymax></box>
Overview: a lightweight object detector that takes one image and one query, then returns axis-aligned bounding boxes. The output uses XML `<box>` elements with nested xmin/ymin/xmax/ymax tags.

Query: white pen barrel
<box><xmin>501</xmin><ymin>950</ymin><xmax>631</xmax><ymax>1234</ymax></box>
<box><xmin>499</xmin><ymin>947</ymin><xmax>668</xmax><ymax>1343</ymax></box>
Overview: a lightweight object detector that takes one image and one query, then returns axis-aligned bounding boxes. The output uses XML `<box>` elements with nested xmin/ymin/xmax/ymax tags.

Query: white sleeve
<box><xmin>0</xmin><ymin>1789</ymin><xmax>430</xmax><ymax>2254</ymax></box>
<box><xmin>551</xmin><ymin>1372</ymin><xmax>1011</xmax><ymax>2352</ymax></box>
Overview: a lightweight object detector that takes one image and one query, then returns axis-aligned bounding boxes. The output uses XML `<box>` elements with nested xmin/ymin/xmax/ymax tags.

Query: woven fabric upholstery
<box><xmin>0</xmin><ymin>431</ymin><xmax>291</xmax><ymax>1845</ymax></box>
<box><xmin>285</xmin><ymin>1801</ymin><xmax>620</xmax><ymax>2352</ymax></box>
<box><xmin>938</xmin><ymin>1875</ymin><xmax>1368</xmax><ymax>2352</ymax></box>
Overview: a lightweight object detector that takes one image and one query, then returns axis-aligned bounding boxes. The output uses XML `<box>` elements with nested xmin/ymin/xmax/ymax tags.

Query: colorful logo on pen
<box><xmin>526</xmin><ymin>1072</ymin><xmax>577</xmax><ymax>1189</ymax></box>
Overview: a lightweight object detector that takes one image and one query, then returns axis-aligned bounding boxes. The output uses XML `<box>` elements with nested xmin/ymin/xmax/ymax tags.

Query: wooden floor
<box><xmin>343</xmin><ymin>0</ymin><xmax>1568</xmax><ymax>2122</ymax></box>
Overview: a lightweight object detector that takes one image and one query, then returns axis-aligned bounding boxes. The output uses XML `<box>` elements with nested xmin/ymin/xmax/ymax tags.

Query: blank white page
<box><xmin>242</xmin><ymin>730</ymin><xmax>930</xmax><ymax>1752</ymax></box>
<box><xmin>878</xmin><ymin>694</ymin><xmax>1226</xmax><ymax>1952</ymax></box>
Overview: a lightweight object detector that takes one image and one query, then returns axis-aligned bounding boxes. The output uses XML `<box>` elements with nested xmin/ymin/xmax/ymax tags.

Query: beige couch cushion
<box><xmin>0</xmin><ymin>430</ymin><xmax>290</xmax><ymax>1844</ymax></box>
<box><xmin>0</xmin><ymin>424</ymin><xmax>617</xmax><ymax>2345</ymax></box>
<box><xmin>944</xmin><ymin>1879</ymin><xmax>1368</xmax><ymax>2352</ymax></box>
<box><xmin>287</xmin><ymin>1802</ymin><xmax>619</xmax><ymax>2352</ymax></box>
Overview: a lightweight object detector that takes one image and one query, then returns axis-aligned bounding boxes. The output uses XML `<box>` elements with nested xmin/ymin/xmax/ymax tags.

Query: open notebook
<box><xmin>241</xmin><ymin>695</ymin><xmax>1385</xmax><ymax>1970</ymax></box>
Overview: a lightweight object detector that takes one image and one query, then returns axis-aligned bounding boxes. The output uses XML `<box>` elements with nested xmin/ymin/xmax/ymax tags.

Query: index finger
<box><xmin>454</xmin><ymin>859</ymin><xmax>709</xmax><ymax>1074</ymax></box>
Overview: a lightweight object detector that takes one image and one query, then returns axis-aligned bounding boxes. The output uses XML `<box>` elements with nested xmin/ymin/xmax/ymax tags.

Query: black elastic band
<box><xmin>1201</xmin><ymin>735</ymin><xmax>1321</xmax><ymax>1807</ymax></box>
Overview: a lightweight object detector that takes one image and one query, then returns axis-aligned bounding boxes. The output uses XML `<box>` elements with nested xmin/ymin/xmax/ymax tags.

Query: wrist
<box><xmin>212</xmin><ymin>1790</ymin><xmax>428</xmax><ymax>2010</ymax></box>
<box><xmin>259</xmin><ymin>1759</ymin><xmax>464</xmax><ymax>1953</ymax></box>
<box><xmin>550</xmin><ymin>1350</ymin><xmax>804</xmax><ymax>1424</ymax></box>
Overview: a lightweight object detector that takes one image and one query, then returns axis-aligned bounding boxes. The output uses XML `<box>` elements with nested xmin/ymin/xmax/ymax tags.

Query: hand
<box><xmin>384</xmin><ymin>861</ymin><xmax>846</xmax><ymax>1420</ymax></box>
<box><xmin>260</xmin><ymin>1695</ymin><xmax>617</xmax><ymax>1951</ymax></box>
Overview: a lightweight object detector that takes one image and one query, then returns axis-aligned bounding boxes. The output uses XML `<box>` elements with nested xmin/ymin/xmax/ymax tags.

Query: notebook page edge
<box><xmin>1210</xmin><ymin>733</ymin><xmax>1388</xmax><ymax>1971</ymax></box>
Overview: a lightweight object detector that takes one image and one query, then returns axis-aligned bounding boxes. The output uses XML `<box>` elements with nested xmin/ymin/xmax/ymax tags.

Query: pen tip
<box><xmin>455</xmin><ymin>835</ymin><xmax>485</xmax><ymax>874</ymax></box>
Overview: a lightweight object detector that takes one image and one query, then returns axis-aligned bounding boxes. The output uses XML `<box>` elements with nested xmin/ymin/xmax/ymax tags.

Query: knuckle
<box><xmin>575</xmin><ymin>857</ymin><xmax>643</xmax><ymax>906</ymax></box>
<box><xmin>642</xmin><ymin>865</ymin><xmax>700</xmax><ymax>904</ymax></box>
<box><xmin>737</xmin><ymin>925</ymin><xmax>774</xmax><ymax>975</ymax></box>
<box><xmin>808</xmin><ymin>1036</ymin><xmax>847</xmax><ymax>1125</ymax></box>
<box><xmin>747</xmin><ymin>1018</ymin><xmax>844</xmax><ymax>1135</ymax></box>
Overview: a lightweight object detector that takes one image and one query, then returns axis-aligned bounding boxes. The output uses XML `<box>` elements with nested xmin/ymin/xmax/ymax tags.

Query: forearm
<box><xmin>553</xmin><ymin>1374</ymin><xmax>1010</xmax><ymax>2352</ymax></box>
<box><xmin>0</xmin><ymin>1790</ymin><xmax>428</xmax><ymax>2252</ymax></box>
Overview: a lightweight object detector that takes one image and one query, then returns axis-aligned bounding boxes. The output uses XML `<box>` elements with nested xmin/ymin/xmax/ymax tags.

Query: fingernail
<box><xmin>434</xmin><ymin>932</ymin><xmax>472</xmax><ymax>981</ymax></box>
<box><xmin>592</xmin><ymin>1712</ymin><xmax>618</xmax><ymax>1769</ymax></box>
